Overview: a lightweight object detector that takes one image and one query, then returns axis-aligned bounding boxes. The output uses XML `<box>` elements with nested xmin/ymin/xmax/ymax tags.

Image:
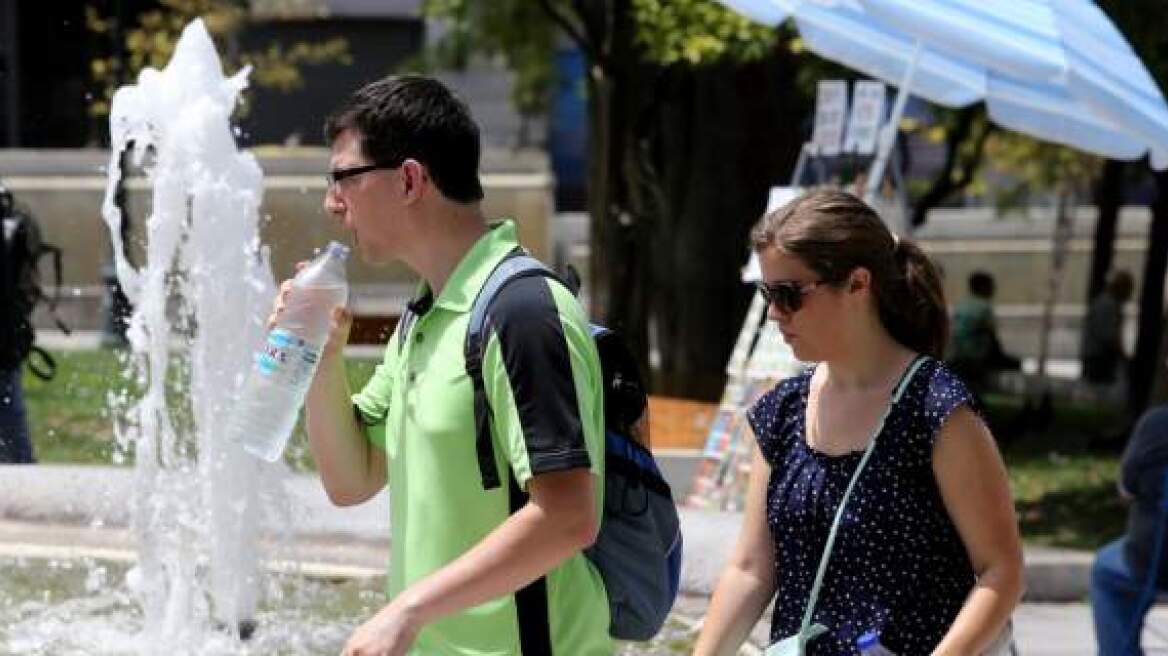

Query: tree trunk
<box><xmin>1128</xmin><ymin>170</ymin><xmax>1168</xmax><ymax>421</ymax></box>
<box><xmin>583</xmin><ymin>1</ymin><xmax>653</xmax><ymax>375</ymax></box>
<box><xmin>1086</xmin><ymin>159</ymin><xmax>1125</xmax><ymax>301</ymax></box>
<box><xmin>1036</xmin><ymin>191</ymin><xmax>1074</xmax><ymax>383</ymax></box>
<box><xmin>576</xmin><ymin>6</ymin><xmax>805</xmax><ymax>400</ymax></box>
<box><xmin>647</xmin><ymin>51</ymin><xmax>805</xmax><ymax>399</ymax></box>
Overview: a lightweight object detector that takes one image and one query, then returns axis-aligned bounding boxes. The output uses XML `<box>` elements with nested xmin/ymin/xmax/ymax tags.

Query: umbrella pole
<box><xmin>864</xmin><ymin>39</ymin><xmax>922</xmax><ymax>220</ymax></box>
<box><xmin>1036</xmin><ymin>190</ymin><xmax>1075</xmax><ymax>385</ymax></box>
<box><xmin>790</xmin><ymin>142</ymin><xmax>811</xmax><ymax>187</ymax></box>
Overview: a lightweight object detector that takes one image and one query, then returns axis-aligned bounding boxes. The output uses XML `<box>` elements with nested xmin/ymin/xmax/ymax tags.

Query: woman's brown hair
<box><xmin>751</xmin><ymin>189</ymin><xmax>949</xmax><ymax>358</ymax></box>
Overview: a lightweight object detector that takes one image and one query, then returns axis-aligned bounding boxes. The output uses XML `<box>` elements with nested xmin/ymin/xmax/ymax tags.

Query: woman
<box><xmin>694</xmin><ymin>190</ymin><xmax>1022</xmax><ymax>655</ymax></box>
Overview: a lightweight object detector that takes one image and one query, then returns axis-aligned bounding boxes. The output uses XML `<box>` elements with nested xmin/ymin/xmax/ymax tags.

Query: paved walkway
<box><xmin>0</xmin><ymin>463</ymin><xmax>1151</xmax><ymax>653</ymax></box>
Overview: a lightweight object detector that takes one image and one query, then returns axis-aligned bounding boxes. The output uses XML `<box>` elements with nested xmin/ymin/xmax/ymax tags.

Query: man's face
<box><xmin>323</xmin><ymin>129</ymin><xmax>402</xmax><ymax>264</ymax></box>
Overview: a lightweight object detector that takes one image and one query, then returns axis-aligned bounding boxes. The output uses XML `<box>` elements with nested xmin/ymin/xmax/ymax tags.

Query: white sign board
<box><xmin>843</xmin><ymin>80</ymin><xmax>886</xmax><ymax>155</ymax></box>
<box><xmin>810</xmin><ymin>80</ymin><xmax>848</xmax><ymax>156</ymax></box>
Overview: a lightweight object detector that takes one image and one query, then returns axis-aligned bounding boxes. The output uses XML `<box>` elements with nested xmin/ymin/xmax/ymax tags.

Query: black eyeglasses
<box><xmin>757</xmin><ymin>279</ymin><xmax>826</xmax><ymax>314</ymax></box>
<box><xmin>325</xmin><ymin>163</ymin><xmax>400</xmax><ymax>188</ymax></box>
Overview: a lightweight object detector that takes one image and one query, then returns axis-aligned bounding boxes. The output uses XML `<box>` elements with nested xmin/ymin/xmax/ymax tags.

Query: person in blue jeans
<box><xmin>1093</xmin><ymin>406</ymin><xmax>1168</xmax><ymax>655</ymax></box>
<box><xmin>0</xmin><ymin>366</ymin><xmax>33</xmax><ymax>463</ymax></box>
<box><xmin>0</xmin><ymin>185</ymin><xmax>34</xmax><ymax>464</ymax></box>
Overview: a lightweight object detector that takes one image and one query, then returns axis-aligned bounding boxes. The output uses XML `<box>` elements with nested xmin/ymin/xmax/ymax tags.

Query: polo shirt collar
<box><xmin>414</xmin><ymin>219</ymin><xmax>521</xmax><ymax>314</ymax></box>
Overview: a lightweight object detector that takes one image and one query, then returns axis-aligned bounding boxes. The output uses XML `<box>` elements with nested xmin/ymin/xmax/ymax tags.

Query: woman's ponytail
<box><xmin>878</xmin><ymin>238</ymin><xmax>949</xmax><ymax>358</ymax></box>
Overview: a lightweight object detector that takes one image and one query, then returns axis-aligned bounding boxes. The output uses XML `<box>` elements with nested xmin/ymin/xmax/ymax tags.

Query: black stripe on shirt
<box><xmin>486</xmin><ymin>275</ymin><xmax>590</xmax><ymax>476</ymax></box>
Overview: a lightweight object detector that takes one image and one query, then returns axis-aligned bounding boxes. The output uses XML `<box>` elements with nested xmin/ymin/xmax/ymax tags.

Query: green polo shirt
<box><xmin>352</xmin><ymin>220</ymin><xmax>612</xmax><ymax>655</ymax></box>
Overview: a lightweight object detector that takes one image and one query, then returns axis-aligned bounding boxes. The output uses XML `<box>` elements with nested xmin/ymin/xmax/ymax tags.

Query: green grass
<box><xmin>21</xmin><ymin>350</ymin><xmax>131</xmax><ymax>464</ymax></box>
<box><xmin>20</xmin><ymin>349</ymin><xmax>1130</xmax><ymax>549</ymax></box>
<box><xmin>982</xmin><ymin>390</ymin><xmax>1128</xmax><ymax>550</ymax></box>
<box><xmin>21</xmin><ymin>348</ymin><xmax>381</xmax><ymax>471</ymax></box>
<box><xmin>1006</xmin><ymin>451</ymin><xmax>1123</xmax><ymax>550</ymax></box>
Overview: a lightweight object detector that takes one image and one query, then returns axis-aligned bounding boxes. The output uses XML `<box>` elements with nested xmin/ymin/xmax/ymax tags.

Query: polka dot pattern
<box><xmin>747</xmin><ymin>359</ymin><xmax>978</xmax><ymax>655</ymax></box>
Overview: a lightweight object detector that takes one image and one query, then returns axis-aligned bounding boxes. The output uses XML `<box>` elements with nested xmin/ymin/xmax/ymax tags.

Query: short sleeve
<box><xmin>481</xmin><ymin>276</ymin><xmax>602</xmax><ymax>487</ymax></box>
<box><xmin>350</xmin><ymin>335</ymin><xmax>399</xmax><ymax>450</ymax></box>
<box><xmin>747</xmin><ymin>375</ymin><xmax>806</xmax><ymax>466</ymax></box>
<box><xmin>921</xmin><ymin>360</ymin><xmax>981</xmax><ymax>445</ymax></box>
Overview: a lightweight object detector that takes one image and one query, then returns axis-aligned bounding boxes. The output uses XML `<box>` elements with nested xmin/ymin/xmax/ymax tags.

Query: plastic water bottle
<box><xmin>229</xmin><ymin>241</ymin><xmax>350</xmax><ymax>461</ymax></box>
<box><xmin>856</xmin><ymin>630</ymin><xmax>896</xmax><ymax>655</ymax></box>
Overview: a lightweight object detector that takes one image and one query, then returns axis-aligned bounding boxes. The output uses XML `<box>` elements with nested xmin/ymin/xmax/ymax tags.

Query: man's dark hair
<box><xmin>324</xmin><ymin>75</ymin><xmax>484</xmax><ymax>203</ymax></box>
<box><xmin>969</xmin><ymin>271</ymin><xmax>995</xmax><ymax>298</ymax></box>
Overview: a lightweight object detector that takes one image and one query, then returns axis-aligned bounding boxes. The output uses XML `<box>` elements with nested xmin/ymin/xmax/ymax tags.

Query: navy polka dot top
<box><xmin>747</xmin><ymin>358</ymin><xmax>978</xmax><ymax>655</ymax></box>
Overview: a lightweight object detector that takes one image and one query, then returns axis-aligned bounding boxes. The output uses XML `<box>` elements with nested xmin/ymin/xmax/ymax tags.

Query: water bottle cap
<box><xmin>856</xmin><ymin>630</ymin><xmax>880</xmax><ymax>650</ymax></box>
<box><xmin>325</xmin><ymin>241</ymin><xmax>350</xmax><ymax>260</ymax></box>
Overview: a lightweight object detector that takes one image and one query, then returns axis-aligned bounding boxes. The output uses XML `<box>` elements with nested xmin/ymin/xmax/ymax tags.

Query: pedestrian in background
<box><xmin>0</xmin><ymin>184</ymin><xmax>35</xmax><ymax>464</ymax></box>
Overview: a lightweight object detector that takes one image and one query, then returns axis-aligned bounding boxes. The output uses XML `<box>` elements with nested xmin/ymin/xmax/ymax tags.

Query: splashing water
<box><xmin>94</xmin><ymin>18</ymin><xmax>279</xmax><ymax>651</ymax></box>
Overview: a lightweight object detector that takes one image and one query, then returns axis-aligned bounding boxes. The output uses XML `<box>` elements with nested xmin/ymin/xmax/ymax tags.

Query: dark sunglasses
<box><xmin>757</xmin><ymin>279</ymin><xmax>826</xmax><ymax>313</ymax></box>
<box><xmin>325</xmin><ymin>161</ymin><xmax>402</xmax><ymax>188</ymax></box>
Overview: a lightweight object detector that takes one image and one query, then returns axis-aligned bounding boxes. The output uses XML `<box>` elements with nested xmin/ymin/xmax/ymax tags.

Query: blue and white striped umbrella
<box><xmin>720</xmin><ymin>0</ymin><xmax>982</xmax><ymax>107</ymax></box>
<box><xmin>717</xmin><ymin>0</ymin><xmax>1168</xmax><ymax>169</ymax></box>
<box><xmin>859</xmin><ymin>0</ymin><xmax>1168</xmax><ymax>168</ymax></box>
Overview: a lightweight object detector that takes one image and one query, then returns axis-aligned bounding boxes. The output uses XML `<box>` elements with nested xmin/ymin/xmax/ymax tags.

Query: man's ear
<box><xmin>400</xmin><ymin>159</ymin><xmax>427</xmax><ymax>202</ymax></box>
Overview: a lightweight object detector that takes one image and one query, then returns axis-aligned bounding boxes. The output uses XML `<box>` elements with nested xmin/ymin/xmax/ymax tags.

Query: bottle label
<box><xmin>256</xmin><ymin>329</ymin><xmax>320</xmax><ymax>385</ymax></box>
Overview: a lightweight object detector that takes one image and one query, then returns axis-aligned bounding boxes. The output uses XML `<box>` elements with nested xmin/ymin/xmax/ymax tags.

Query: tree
<box><xmin>909</xmin><ymin>105</ymin><xmax>995</xmax><ymax>228</ymax></box>
<box><xmin>422</xmin><ymin>0</ymin><xmax>812</xmax><ymax>398</ymax></box>
<box><xmin>981</xmin><ymin>131</ymin><xmax>1097</xmax><ymax>387</ymax></box>
<box><xmin>1093</xmin><ymin>0</ymin><xmax>1168</xmax><ymax>422</ymax></box>
<box><xmin>982</xmin><ymin>134</ymin><xmax>1101</xmax><ymax>387</ymax></box>
<box><xmin>1085</xmin><ymin>160</ymin><xmax>1125</xmax><ymax>302</ymax></box>
<box><xmin>938</xmin><ymin>1</ymin><xmax>1168</xmax><ymax>426</ymax></box>
<box><xmin>414</xmin><ymin>1</ymin><xmax>559</xmax><ymax>147</ymax></box>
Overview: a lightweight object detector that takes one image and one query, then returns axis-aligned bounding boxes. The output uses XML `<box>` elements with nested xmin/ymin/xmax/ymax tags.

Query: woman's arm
<box><xmin>694</xmin><ymin>446</ymin><xmax>778</xmax><ymax>656</ymax></box>
<box><xmin>931</xmin><ymin>405</ymin><xmax>1025</xmax><ymax>655</ymax></box>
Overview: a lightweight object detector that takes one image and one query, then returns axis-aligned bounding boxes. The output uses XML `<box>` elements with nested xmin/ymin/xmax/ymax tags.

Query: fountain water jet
<box><xmin>98</xmin><ymin>18</ymin><xmax>281</xmax><ymax>651</ymax></box>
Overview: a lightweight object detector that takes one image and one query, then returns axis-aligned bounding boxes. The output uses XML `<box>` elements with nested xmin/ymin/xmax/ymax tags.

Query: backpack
<box><xmin>0</xmin><ymin>201</ymin><xmax>68</xmax><ymax>379</ymax></box>
<box><xmin>461</xmin><ymin>249</ymin><xmax>683</xmax><ymax>642</ymax></box>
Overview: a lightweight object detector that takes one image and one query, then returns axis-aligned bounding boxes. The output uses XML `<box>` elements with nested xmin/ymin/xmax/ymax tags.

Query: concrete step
<box><xmin>0</xmin><ymin>463</ymin><xmax>1096</xmax><ymax>601</ymax></box>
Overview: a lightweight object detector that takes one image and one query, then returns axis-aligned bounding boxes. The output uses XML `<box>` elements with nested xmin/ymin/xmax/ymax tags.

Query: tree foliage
<box><xmin>983</xmin><ymin>133</ymin><xmax>1101</xmax><ymax>209</ymax></box>
<box><xmin>629</xmin><ymin>0</ymin><xmax>779</xmax><ymax>65</ymax></box>
<box><xmin>418</xmin><ymin>0</ymin><xmax>558</xmax><ymax>117</ymax></box>
<box><xmin>85</xmin><ymin>0</ymin><xmax>350</xmax><ymax>119</ymax></box>
<box><xmin>418</xmin><ymin>0</ymin><xmax>775</xmax><ymax>118</ymax></box>
<box><xmin>420</xmin><ymin>0</ymin><xmax>805</xmax><ymax>398</ymax></box>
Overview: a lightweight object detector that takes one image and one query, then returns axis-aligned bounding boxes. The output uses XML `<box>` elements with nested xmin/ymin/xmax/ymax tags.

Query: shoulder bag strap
<box><xmin>797</xmin><ymin>355</ymin><xmax>930</xmax><ymax>636</ymax></box>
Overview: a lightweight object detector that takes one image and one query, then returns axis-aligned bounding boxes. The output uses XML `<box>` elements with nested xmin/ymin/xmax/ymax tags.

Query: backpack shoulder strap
<box><xmin>12</xmin><ymin>212</ymin><xmax>70</xmax><ymax>335</ymax></box>
<box><xmin>465</xmin><ymin>247</ymin><xmax>562</xmax><ymax>490</ymax></box>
